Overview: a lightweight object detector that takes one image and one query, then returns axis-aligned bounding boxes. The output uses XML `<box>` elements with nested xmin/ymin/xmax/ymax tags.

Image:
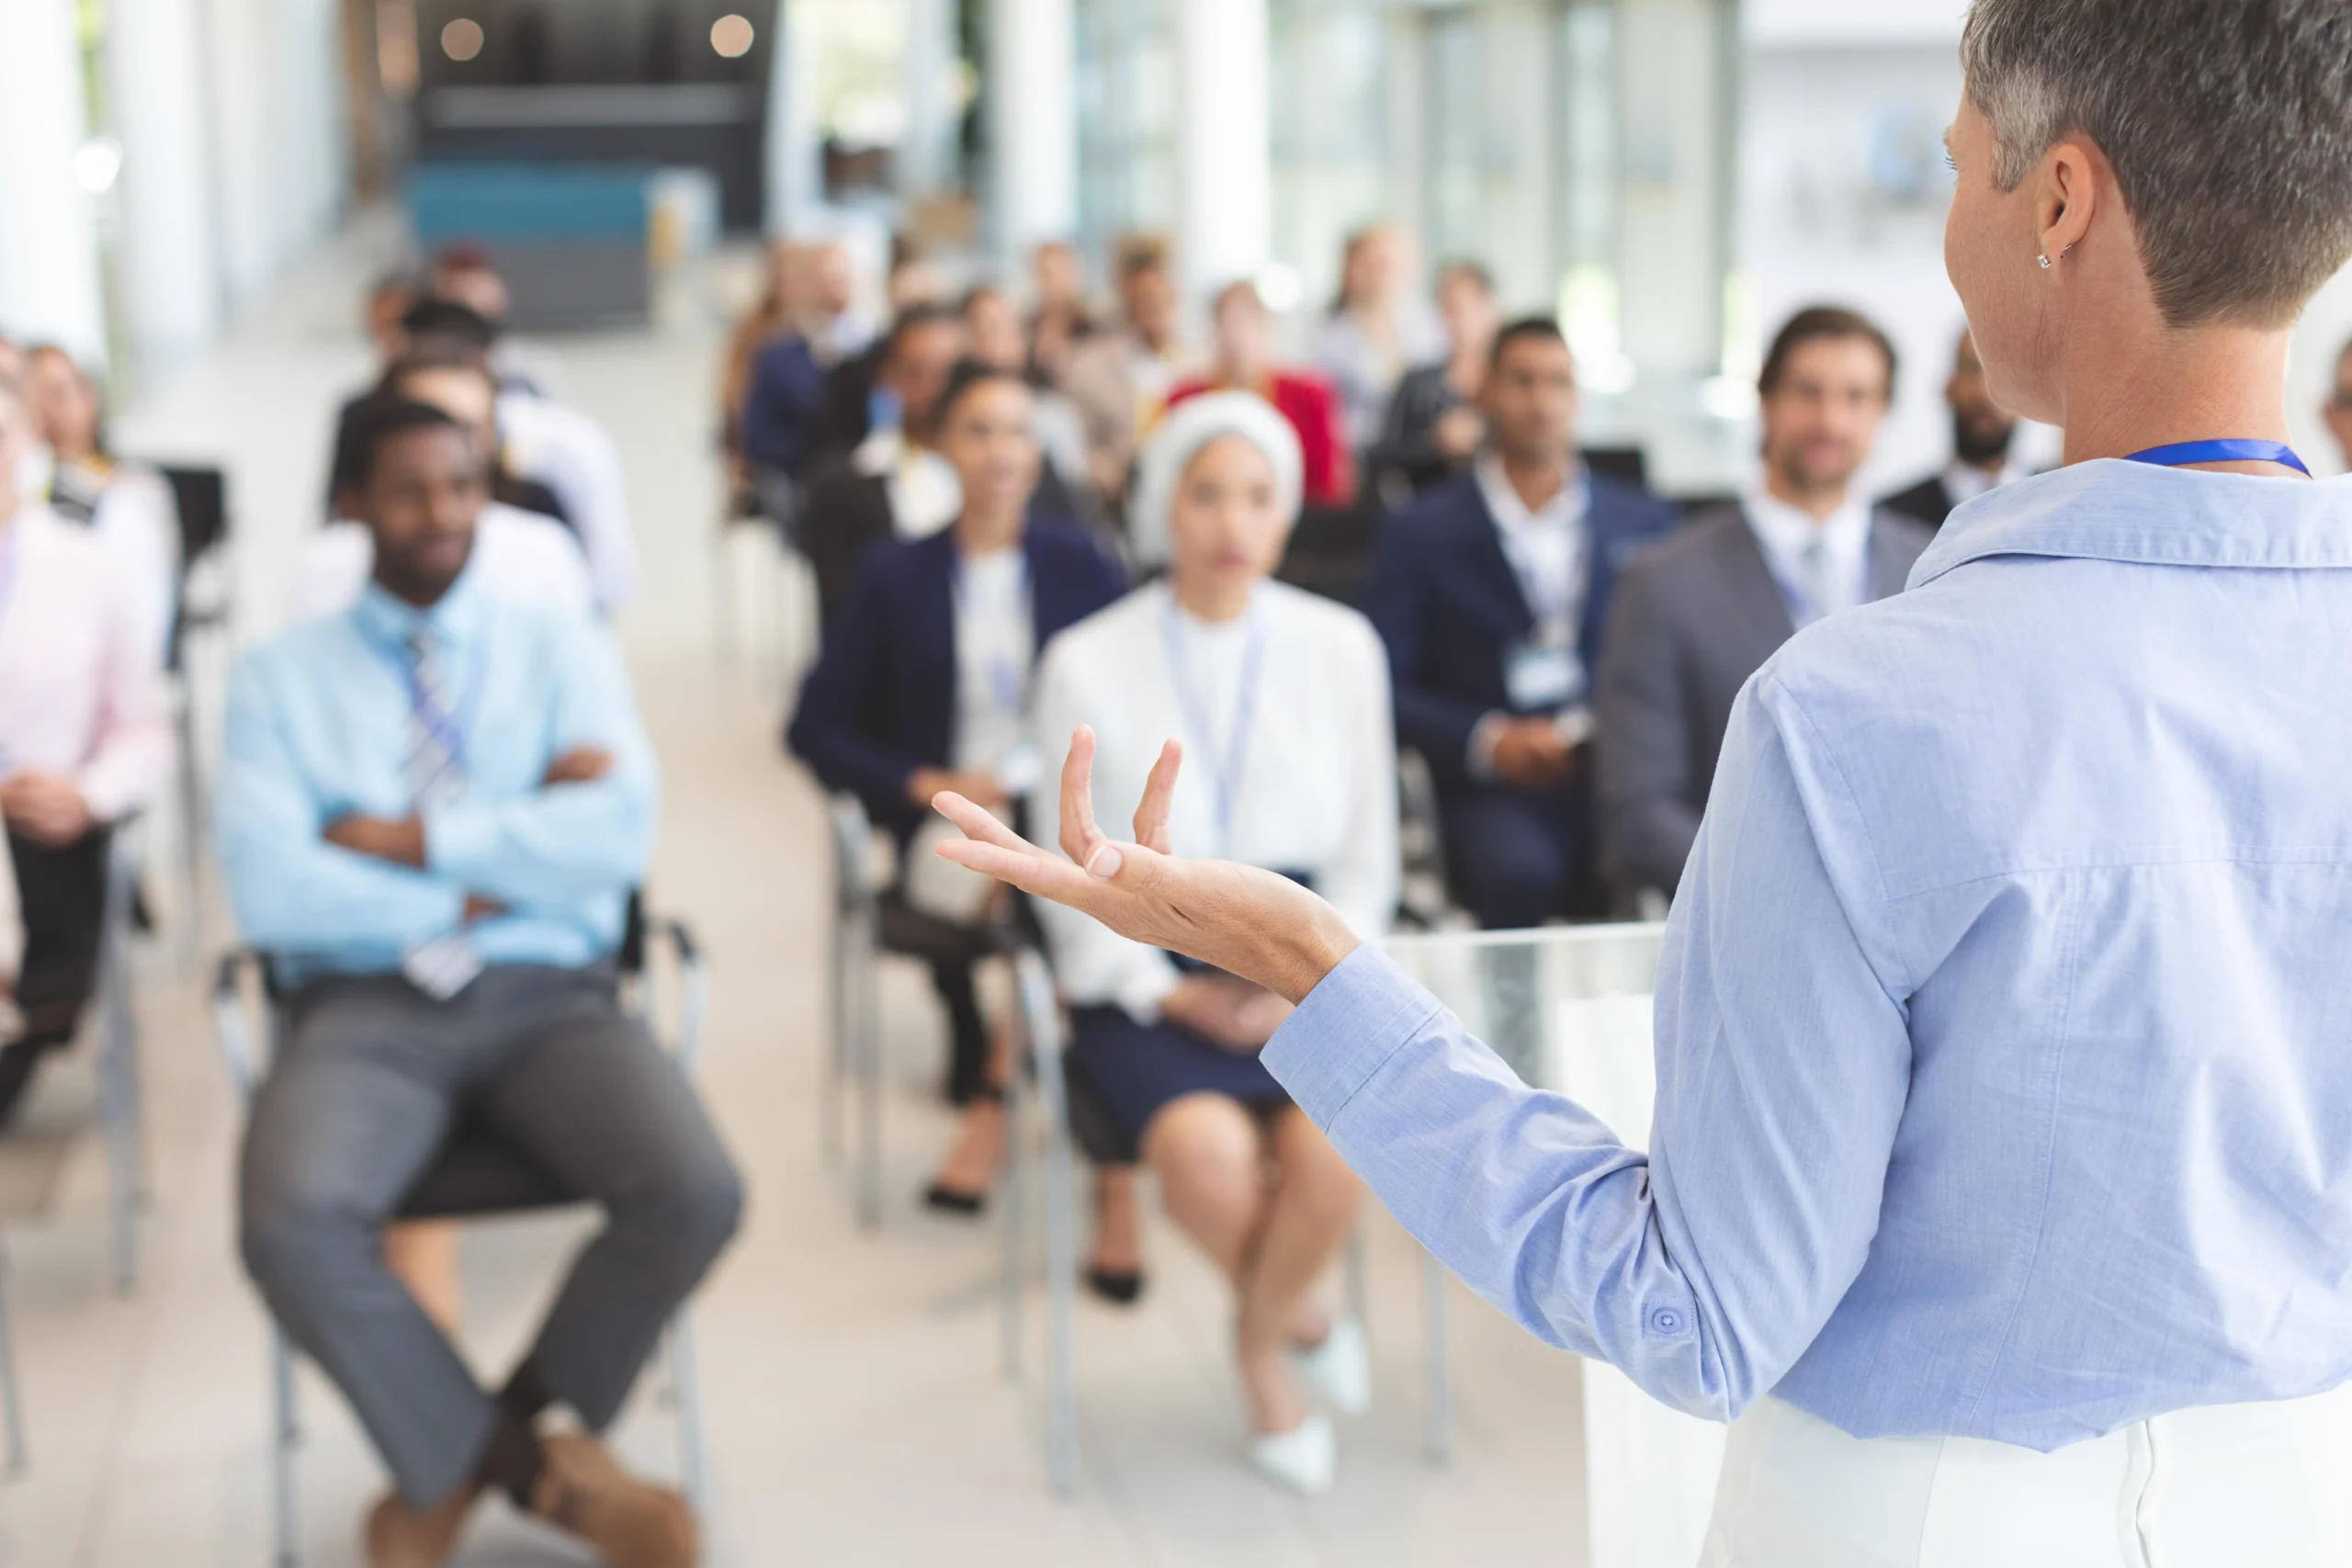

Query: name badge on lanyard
<box><xmin>1504</xmin><ymin>631</ymin><xmax>1585</xmax><ymax>713</ymax></box>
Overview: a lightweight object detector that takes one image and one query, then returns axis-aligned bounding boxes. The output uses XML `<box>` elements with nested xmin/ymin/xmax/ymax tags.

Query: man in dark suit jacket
<box><xmin>787</xmin><ymin>362</ymin><xmax>1126</xmax><ymax>1104</ymax></box>
<box><xmin>1598</xmin><ymin>306</ymin><xmax>1933</xmax><ymax>903</ymax></box>
<box><xmin>1880</xmin><ymin>329</ymin><xmax>2025</xmax><ymax>529</ymax></box>
<box><xmin>1363</xmin><ymin>319</ymin><xmax>1680</xmax><ymax>929</ymax></box>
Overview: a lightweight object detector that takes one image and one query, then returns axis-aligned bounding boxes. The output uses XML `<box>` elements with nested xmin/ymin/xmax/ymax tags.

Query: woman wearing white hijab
<box><xmin>943</xmin><ymin>2</ymin><xmax>2352</xmax><ymax>1559</ymax></box>
<box><xmin>1029</xmin><ymin>392</ymin><xmax>1399</xmax><ymax>1495</ymax></box>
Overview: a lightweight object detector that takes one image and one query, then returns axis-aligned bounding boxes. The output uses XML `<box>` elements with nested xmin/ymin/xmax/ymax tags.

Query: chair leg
<box><xmin>273</xmin><ymin>1328</ymin><xmax>300</xmax><ymax>1568</ymax></box>
<box><xmin>97</xmin><ymin>908</ymin><xmax>142</xmax><ymax>1295</ymax></box>
<box><xmin>0</xmin><ymin>1238</ymin><xmax>27</xmax><ymax>1476</ymax></box>
<box><xmin>854</xmin><ymin>937</ymin><xmax>883</xmax><ymax>1232</ymax></box>
<box><xmin>669</xmin><ymin>1311</ymin><xmax>710</xmax><ymax>1523</ymax></box>
<box><xmin>823</xmin><ymin>917</ymin><xmax>848</xmax><ymax>1168</ymax></box>
<box><xmin>175</xmin><ymin>699</ymin><xmax>208</xmax><ymax>965</ymax></box>
<box><xmin>1421</xmin><ymin>1247</ymin><xmax>1453</xmax><ymax>1467</ymax></box>
<box><xmin>999</xmin><ymin>1032</ymin><xmax>1027</xmax><ymax>1382</ymax></box>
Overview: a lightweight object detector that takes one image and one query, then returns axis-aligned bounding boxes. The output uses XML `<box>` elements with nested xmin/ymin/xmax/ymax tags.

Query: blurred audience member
<box><xmin>1882</xmin><ymin>329</ymin><xmax>2026</xmax><ymax>529</ymax></box>
<box><xmin>794</xmin><ymin>305</ymin><xmax>969</xmax><ymax>624</ymax></box>
<box><xmin>23</xmin><ymin>345</ymin><xmax>183</xmax><ymax>660</ymax></box>
<box><xmin>1597</xmin><ymin>308</ymin><xmax>1931</xmax><ymax>903</ymax></box>
<box><xmin>1027</xmin><ymin>241</ymin><xmax>1096</xmax><ymax>384</ymax></box>
<box><xmin>497</xmin><ymin>381</ymin><xmax>637</xmax><ymax>616</ymax></box>
<box><xmin>1312</xmin><ymin>223</ymin><xmax>1445</xmax><ymax>452</ymax></box>
<box><xmin>1365</xmin><ymin>320</ymin><xmax>1676</xmax><ymax>929</ymax></box>
<box><xmin>1033</xmin><ymin>392</ymin><xmax>1393</xmax><ymax>1494</ymax></box>
<box><xmin>787</xmin><ymin>362</ymin><xmax>1125</xmax><ymax>1161</ymax></box>
<box><xmin>1170</xmin><ymin>283</ymin><xmax>1354</xmax><ymax>512</ymax></box>
<box><xmin>1062</xmin><ymin>237</ymin><xmax>1196</xmax><ymax>514</ymax></box>
<box><xmin>1372</xmin><ymin>261</ymin><xmax>1499</xmax><ymax>502</ymax></box>
<box><xmin>733</xmin><ymin>243</ymin><xmax>826</xmax><ymax>527</ymax></box>
<box><xmin>721</xmin><ymin>242</ymin><xmax>808</xmax><ymax>492</ymax></box>
<box><xmin>0</xmin><ymin>374</ymin><xmax>173</xmax><ymax>1125</ymax></box>
<box><xmin>808</xmin><ymin>241</ymin><xmax>947</xmax><ymax>465</ymax></box>
<box><xmin>222</xmin><ymin>397</ymin><xmax>741</xmax><ymax>1568</ymax></box>
<box><xmin>326</xmin><ymin>288</ymin><xmax>635</xmax><ymax>611</ymax></box>
<box><xmin>298</xmin><ymin>353</ymin><xmax>594</xmax><ymax>624</ymax></box>
<box><xmin>364</xmin><ymin>272</ymin><xmax>417</xmax><ymax>365</ymax></box>
<box><xmin>428</xmin><ymin>243</ymin><xmax>566</xmax><ymax>400</ymax></box>
<box><xmin>2322</xmin><ymin>335</ymin><xmax>2352</xmax><ymax>472</ymax></box>
<box><xmin>965</xmin><ymin>284</ymin><xmax>1096</xmax><ymax>524</ymax></box>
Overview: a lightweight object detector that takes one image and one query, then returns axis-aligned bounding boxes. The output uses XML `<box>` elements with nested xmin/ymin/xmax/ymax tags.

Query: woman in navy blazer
<box><xmin>787</xmin><ymin>360</ymin><xmax>1126</xmax><ymax>1212</ymax></box>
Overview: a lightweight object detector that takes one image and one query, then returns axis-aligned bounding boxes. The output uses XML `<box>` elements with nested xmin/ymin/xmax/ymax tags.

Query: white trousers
<box><xmin>1699</xmin><ymin>1389</ymin><xmax>2352</xmax><ymax>1567</ymax></box>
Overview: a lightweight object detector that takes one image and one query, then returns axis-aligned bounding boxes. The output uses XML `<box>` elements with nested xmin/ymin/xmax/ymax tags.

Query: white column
<box><xmin>766</xmin><ymin>0</ymin><xmax>823</xmax><ymax>232</ymax></box>
<box><xmin>107</xmin><ymin>0</ymin><xmax>225</xmax><ymax>378</ymax></box>
<box><xmin>1616</xmin><ymin>0</ymin><xmax>1732</xmax><ymax>381</ymax></box>
<box><xmin>1175</xmin><ymin>0</ymin><xmax>1271</xmax><ymax>299</ymax></box>
<box><xmin>0</xmin><ymin>0</ymin><xmax>108</xmax><ymax>363</ymax></box>
<box><xmin>987</xmin><ymin>0</ymin><xmax>1078</xmax><ymax>258</ymax></box>
<box><xmin>900</xmin><ymin>0</ymin><xmax>961</xmax><ymax>201</ymax></box>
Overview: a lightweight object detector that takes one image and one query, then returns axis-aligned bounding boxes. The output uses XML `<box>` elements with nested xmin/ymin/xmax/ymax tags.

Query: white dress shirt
<box><xmin>1476</xmin><ymin>452</ymin><xmax>1590</xmax><ymax>637</ymax></box>
<box><xmin>290</xmin><ymin>502</ymin><xmax>597</xmax><ymax>625</ymax></box>
<box><xmin>853</xmin><ymin>427</ymin><xmax>962</xmax><ymax>541</ymax></box>
<box><xmin>948</xmin><ymin>547</ymin><xmax>1035</xmax><ymax>777</ymax></box>
<box><xmin>1032</xmin><ymin>580</ymin><xmax>1399</xmax><ymax>1021</ymax></box>
<box><xmin>0</xmin><ymin>506</ymin><xmax>173</xmax><ymax>821</ymax></box>
<box><xmin>498</xmin><ymin>391</ymin><xmax>637</xmax><ymax>613</ymax></box>
<box><xmin>1742</xmin><ymin>488</ymin><xmax>1874</xmax><ymax>625</ymax></box>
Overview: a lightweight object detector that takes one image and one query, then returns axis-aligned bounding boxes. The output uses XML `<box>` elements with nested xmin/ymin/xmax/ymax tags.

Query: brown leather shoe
<box><xmin>365</xmin><ymin>1484</ymin><xmax>481</xmax><ymax>1568</ymax></box>
<box><xmin>529</xmin><ymin>1432</ymin><xmax>698</xmax><ymax>1568</ymax></box>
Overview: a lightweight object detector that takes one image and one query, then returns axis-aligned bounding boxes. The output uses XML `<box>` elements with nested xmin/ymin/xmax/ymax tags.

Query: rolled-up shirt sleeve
<box><xmin>1262</xmin><ymin>669</ymin><xmax>1913</xmax><ymax>1422</ymax></box>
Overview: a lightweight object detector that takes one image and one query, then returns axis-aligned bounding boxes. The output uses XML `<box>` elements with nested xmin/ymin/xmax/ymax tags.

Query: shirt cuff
<box><xmin>423</xmin><ymin>798</ymin><xmax>503</xmax><ymax>882</ymax></box>
<box><xmin>1116</xmin><ymin>957</ymin><xmax>1183</xmax><ymax>1023</ymax></box>
<box><xmin>1261</xmin><ymin>945</ymin><xmax>1447</xmax><ymax>1133</ymax></box>
<box><xmin>1466</xmin><ymin>711</ymin><xmax>1511</xmax><ymax>783</ymax></box>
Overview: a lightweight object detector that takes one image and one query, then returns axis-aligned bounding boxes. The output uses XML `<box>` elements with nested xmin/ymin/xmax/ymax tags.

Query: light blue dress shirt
<box><xmin>1267</xmin><ymin>460</ymin><xmax>2352</xmax><ymax>1450</ymax></box>
<box><xmin>216</xmin><ymin>569</ymin><xmax>657</xmax><ymax>981</ymax></box>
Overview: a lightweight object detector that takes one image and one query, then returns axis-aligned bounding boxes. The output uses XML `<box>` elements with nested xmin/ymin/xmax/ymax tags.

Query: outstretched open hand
<box><xmin>929</xmin><ymin>727</ymin><xmax>1361</xmax><ymax>1006</ymax></box>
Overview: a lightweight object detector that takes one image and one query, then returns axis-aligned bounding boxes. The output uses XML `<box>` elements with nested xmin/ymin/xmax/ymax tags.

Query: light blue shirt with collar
<box><xmin>216</xmin><ymin>566</ymin><xmax>658</xmax><ymax>981</ymax></box>
<box><xmin>1267</xmin><ymin>460</ymin><xmax>2352</xmax><ymax>1448</ymax></box>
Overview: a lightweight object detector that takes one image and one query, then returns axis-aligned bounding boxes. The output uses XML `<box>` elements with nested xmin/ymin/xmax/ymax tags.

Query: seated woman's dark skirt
<box><xmin>1066</xmin><ymin>1006</ymin><xmax>1292</xmax><ymax>1148</ymax></box>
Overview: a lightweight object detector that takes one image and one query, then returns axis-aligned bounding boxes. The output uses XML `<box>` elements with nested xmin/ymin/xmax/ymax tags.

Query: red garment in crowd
<box><xmin>1167</xmin><ymin>371</ymin><xmax>1357</xmax><ymax>509</ymax></box>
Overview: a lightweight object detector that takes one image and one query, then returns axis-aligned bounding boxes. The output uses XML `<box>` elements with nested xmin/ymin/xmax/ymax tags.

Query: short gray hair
<box><xmin>1962</xmin><ymin>0</ymin><xmax>2352</xmax><ymax>328</ymax></box>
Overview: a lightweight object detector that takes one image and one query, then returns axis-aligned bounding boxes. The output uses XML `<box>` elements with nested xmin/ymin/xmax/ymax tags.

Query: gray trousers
<box><xmin>237</xmin><ymin>964</ymin><xmax>743</xmax><ymax>1507</ymax></box>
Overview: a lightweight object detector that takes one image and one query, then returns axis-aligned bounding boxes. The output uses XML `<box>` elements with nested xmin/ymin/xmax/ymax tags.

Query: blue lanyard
<box><xmin>363</xmin><ymin>622</ymin><xmax>484</xmax><ymax>774</ymax></box>
<box><xmin>2123</xmin><ymin>440</ymin><xmax>2312</xmax><ymax>476</ymax></box>
<box><xmin>1159</xmin><ymin>594</ymin><xmax>1269</xmax><ymax>855</ymax></box>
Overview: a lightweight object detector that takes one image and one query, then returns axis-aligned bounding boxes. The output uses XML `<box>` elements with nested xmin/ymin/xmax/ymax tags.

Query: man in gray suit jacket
<box><xmin>1597</xmin><ymin>307</ymin><xmax>1934</xmax><ymax>902</ymax></box>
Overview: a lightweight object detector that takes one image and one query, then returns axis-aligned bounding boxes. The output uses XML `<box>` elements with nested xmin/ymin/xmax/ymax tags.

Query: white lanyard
<box><xmin>1159</xmin><ymin>595</ymin><xmax>1269</xmax><ymax>857</ymax></box>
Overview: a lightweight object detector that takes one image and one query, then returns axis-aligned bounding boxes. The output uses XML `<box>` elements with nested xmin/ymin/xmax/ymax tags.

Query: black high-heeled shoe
<box><xmin>922</xmin><ymin>1085</ymin><xmax>1004</xmax><ymax>1217</ymax></box>
<box><xmin>1082</xmin><ymin>1264</ymin><xmax>1145</xmax><ymax>1305</ymax></box>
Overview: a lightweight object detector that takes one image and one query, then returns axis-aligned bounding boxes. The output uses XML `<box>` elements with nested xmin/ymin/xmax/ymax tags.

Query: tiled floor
<box><xmin>0</xmin><ymin>224</ymin><xmax>1595</xmax><ymax>1568</ymax></box>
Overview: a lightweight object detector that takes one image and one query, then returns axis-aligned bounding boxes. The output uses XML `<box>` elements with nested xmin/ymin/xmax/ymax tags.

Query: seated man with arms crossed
<box><xmin>220</xmin><ymin>398</ymin><xmax>742</xmax><ymax>1568</ymax></box>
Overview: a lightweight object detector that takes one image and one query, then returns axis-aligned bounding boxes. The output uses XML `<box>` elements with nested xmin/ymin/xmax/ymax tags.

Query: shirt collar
<box><xmin>1475</xmin><ymin>452</ymin><xmax>1588</xmax><ymax>534</ymax></box>
<box><xmin>350</xmin><ymin>558</ymin><xmax>486</xmax><ymax>652</ymax></box>
<box><xmin>1913</xmin><ymin>460</ymin><xmax>2352</xmax><ymax>590</ymax></box>
<box><xmin>1743</xmin><ymin>486</ymin><xmax>1871</xmax><ymax>565</ymax></box>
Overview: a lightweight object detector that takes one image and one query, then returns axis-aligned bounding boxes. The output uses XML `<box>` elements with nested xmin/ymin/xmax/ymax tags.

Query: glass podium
<box><xmin>1384</xmin><ymin>924</ymin><xmax>1726</xmax><ymax>1568</ymax></box>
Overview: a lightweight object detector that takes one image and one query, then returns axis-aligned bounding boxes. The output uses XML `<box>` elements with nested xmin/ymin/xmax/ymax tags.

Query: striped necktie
<box><xmin>402</xmin><ymin>627</ymin><xmax>466</xmax><ymax>808</ymax></box>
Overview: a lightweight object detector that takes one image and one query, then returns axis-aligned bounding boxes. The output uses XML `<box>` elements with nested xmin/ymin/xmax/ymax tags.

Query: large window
<box><xmin>1073</xmin><ymin>0</ymin><xmax>1178</xmax><ymax>261</ymax></box>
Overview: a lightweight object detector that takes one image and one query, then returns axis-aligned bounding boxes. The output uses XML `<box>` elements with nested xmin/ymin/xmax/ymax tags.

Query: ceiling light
<box><xmin>710</xmin><ymin>14</ymin><xmax>755</xmax><ymax>58</ymax></box>
<box><xmin>442</xmin><ymin>17</ymin><xmax>484</xmax><ymax>62</ymax></box>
